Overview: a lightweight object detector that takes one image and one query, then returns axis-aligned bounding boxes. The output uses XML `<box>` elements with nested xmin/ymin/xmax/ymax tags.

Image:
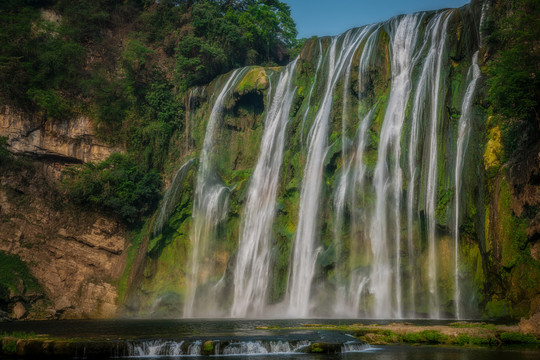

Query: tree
<box><xmin>233</xmin><ymin>0</ymin><xmax>297</xmax><ymax>62</ymax></box>
<box><xmin>62</xmin><ymin>153</ymin><xmax>162</xmax><ymax>224</ymax></box>
<box><xmin>487</xmin><ymin>0</ymin><xmax>540</xmax><ymax>158</ymax></box>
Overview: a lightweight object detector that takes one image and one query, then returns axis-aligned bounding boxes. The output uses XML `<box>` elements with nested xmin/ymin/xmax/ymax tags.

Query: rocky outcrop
<box><xmin>0</xmin><ymin>105</ymin><xmax>120</xmax><ymax>166</ymax></box>
<box><xmin>0</xmin><ymin>105</ymin><xmax>129</xmax><ymax>319</ymax></box>
<box><xmin>0</xmin><ymin>163</ymin><xmax>128</xmax><ymax>319</ymax></box>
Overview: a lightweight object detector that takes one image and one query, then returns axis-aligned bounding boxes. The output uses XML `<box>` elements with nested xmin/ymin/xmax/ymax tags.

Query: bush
<box><xmin>455</xmin><ymin>334</ymin><xmax>491</xmax><ymax>346</ymax></box>
<box><xmin>2</xmin><ymin>340</ymin><xmax>16</xmax><ymax>355</ymax></box>
<box><xmin>62</xmin><ymin>153</ymin><xmax>162</xmax><ymax>224</ymax></box>
<box><xmin>500</xmin><ymin>332</ymin><xmax>539</xmax><ymax>344</ymax></box>
<box><xmin>403</xmin><ymin>330</ymin><xmax>447</xmax><ymax>344</ymax></box>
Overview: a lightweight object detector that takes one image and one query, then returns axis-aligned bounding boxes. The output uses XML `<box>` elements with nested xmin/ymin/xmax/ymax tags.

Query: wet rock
<box><xmin>202</xmin><ymin>340</ymin><xmax>215</xmax><ymax>355</ymax></box>
<box><xmin>12</xmin><ymin>302</ymin><xmax>27</xmax><ymax>319</ymax></box>
<box><xmin>519</xmin><ymin>313</ymin><xmax>540</xmax><ymax>336</ymax></box>
<box><xmin>303</xmin><ymin>342</ymin><xmax>342</xmax><ymax>353</ymax></box>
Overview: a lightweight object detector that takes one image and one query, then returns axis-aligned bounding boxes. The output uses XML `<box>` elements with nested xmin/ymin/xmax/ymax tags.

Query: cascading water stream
<box><xmin>424</xmin><ymin>11</ymin><xmax>453</xmax><ymax>319</ymax></box>
<box><xmin>333</xmin><ymin>27</ymin><xmax>380</xmax><ymax>316</ymax></box>
<box><xmin>454</xmin><ymin>51</ymin><xmax>481</xmax><ymax>319</ymax></box>
<box><xmin>369</xmin><ymin>13</ymin><xmax>421</xmax><ymax>319</ymax></box>
<box><xmin>184</xmin><ymin>68</ymin><xmax>248</xmax><ymax>317</ymax></box>
<box><xmin>332</xmin><ymin>28</ymin><xmax>362</xmax><ymax>314</ymax></box>
<box><xmin>287</xmin><ymin>27</ymin><xmax>372</xmax><ymax>316</ymax></box>
<box><xmin>406</xmin><ymin>11</ymin><xmax>449</xmax><ymax>318</ymax></box>
<box><xmin>347</xmin><ymin>106</ymin><xmax>377</xmax><ymax>314</ymax></box>
<box><xmin>231</xmin><ymin>60</ymin><xmax>298</xmax><ymax>317</ymax></box>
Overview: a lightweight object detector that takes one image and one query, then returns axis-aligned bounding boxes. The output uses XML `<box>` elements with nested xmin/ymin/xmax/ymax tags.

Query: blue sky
<box><xmin>283</xmin><ymin>0</ymin><xmax>471</xmax><ymax>38</ymax></box>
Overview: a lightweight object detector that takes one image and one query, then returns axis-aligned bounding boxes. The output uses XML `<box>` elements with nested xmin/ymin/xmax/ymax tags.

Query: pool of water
<box><xmin>0</xmin><ymin>318</ymin><xmax>498</xmax><ymax>339</ymax></box>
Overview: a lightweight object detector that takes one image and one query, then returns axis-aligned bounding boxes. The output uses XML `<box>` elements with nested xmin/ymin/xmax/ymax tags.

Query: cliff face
<box><xmin>130</xmin><ymin>1</ymin><xmax>540</xmax><ymax>321</ymax></box>
<box><xmin>0</xmin><ymin>105</ymin><xmax>121</xmax><ymax>166</ymax></box>
<box><xmin>0</xmin><ymin>107</ymin><xmax>127</xmax><ymax>319</ymax></box>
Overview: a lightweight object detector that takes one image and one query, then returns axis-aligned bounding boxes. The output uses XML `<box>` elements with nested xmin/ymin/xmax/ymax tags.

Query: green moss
<box><xmin>2</xmin><ymin>340</ymin><xmax>17</xmax><ymax>355</ymax></box>
<box><xmin>449</xmin><ymin>322</ymin><xmax>496</xmax><ymax>330</ymax></box>
<box><xmin>234</xmin><ymin>67</ymin><xmax>268</xmax><ymax>95</ymax></box>
<box><xmin>483</xmin><ymin>125</ymin><xmax>503</xmax><ymax>178</ymax></box>
<box><xmin>116</xmin><ymin>222</ymin><xmax>148</xmax><ymax>303</ymax></box>
<box><xmin>436</xmin><ymin>187</ymin><xmax>455</xmax><ymax>224</ymax></box>
<box><xmin>484</xmin><ymin>299</ymin><xmax>511</xmax><ymax>319</ymax></box>
<box><xmin>202</xmin><ymin>340</ymin><xmax>215</xmax><ymax>355</ymax></box>
<box><xmin>1</xmin><ymin>332</ymin><xmax>36</xmax><ymax>339</ymax></box>
<box><xmin>499</xmin><ymin>180</ymin><xmax>528</xmax><ymax>270</ymax></box>
<box><xmin>455</xmin><ymin>334</ymin><xmax>492</xmax><ymax>346</ymax></box>
<box><xmin>0</xmin><ymin>251</ymin><xmax>42</xmax><ymax>296</ymax></box>
<box><xmin>500</xmin><ymin>332</ymin><xmax>540</xmax><ymax>344</ymax></box>
<box><xmin>403</xmin><ymin>330</ymin><xmax>448</xmax><ymax>344</ymax></box>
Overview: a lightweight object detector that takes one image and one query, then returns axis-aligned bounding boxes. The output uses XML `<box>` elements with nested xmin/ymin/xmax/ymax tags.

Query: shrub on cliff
<box><xmin>62</xmin><ymin>153</ymin><xmax>162</xmax><ymax>224</ymax></box>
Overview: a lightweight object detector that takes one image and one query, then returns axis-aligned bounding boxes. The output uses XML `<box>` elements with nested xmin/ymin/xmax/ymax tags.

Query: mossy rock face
<box><xmin>202</xmin><ymin>340</ymin><xmax>215</xmax><ymax>355</ymax></box>
<box><xmin>304</xmin><ymin>342</ymin><xmax>341</xmax><ymax>353</ymax></box>
<box><xmin>234</xmin><ymin>67</ymin><xmax>268</xmax><ymax>96</ymax></box>
<box><xmin>484</xmin><ymin>125</ymin><xmax>503</xmax><ymax>177</ymax></box>
<box><xmin>484</xmin><ymin>299</ymin><xmax>511</xmax><ymax>319</ymax></box>
<box><xmin>124</xmin><ymin>5</ymin><xmax>539</xmax><ymax>320</ymax></box>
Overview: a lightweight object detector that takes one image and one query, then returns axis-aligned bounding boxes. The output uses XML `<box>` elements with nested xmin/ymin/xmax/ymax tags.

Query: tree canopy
<box><xmin>486</xmin><ymin>0</ymin><xmax>540</xmax><ymax>159</ymax></box>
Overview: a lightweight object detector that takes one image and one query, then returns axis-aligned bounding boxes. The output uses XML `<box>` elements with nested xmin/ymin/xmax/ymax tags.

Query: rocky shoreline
<box><xmin>265</xmin><ymin>322</ymin><xmax>540</xmax><ymax>347</ymax></box>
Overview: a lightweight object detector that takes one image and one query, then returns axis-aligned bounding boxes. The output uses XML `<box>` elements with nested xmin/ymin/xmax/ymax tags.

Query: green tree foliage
<box><xmin>0</xmin><ymin>1</ymin><xmax>85</xmax><ymax>117</ymax></box>
<box><xmin>62</xmin><ymin>153</ymin><xmax>162</xmax><ymax>224</ymax></box>
<box><xmin>54</xmin><ymin>0</ymin><xmax>143</xmax><ymax>43</ymax></box>
<box><xmin>152</xmin><ymin>0</ymin><xmax>299</xmax><ymax>90</ymax></box>
<box><xmin>1</xmin><ymin>0</ymin><xmax>298</xmax><ymax>209</ymax></box>
<box><xmin>487</xmin><ymin>0</ymin><xmax>540</xmax><ymax>158</ymax></box>
<box><xmin>232</xmin><ymin>0</ymin><xmax>297</xmax><ymax>61</ymax></box>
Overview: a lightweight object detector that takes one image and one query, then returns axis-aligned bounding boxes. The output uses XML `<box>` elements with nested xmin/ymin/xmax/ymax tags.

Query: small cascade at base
<box><xmin>120</xmin><ymin>337</ymin><xmax>369</xmax><ymax>357</ymax></box>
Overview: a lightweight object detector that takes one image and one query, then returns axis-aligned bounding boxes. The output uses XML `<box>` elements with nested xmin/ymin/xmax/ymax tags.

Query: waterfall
<box><xmin>183</xmin><ymin>68</ymin><xmax>248</xmax><ymax>317</ymax></box>
<box><xmin>287</xmin><ymin>27</ymin><xmax>373</xmax><ymax>316</ymax></box>
<box><xmin>369</xmin><ymin>13</ymin><xmax>421</xmax><ymax>319</ymax></box>
<box><xmin>454</xmin><ymin>51</ymin><xmax>481</xmax><ymax>319</ymax></box>
<box><xmin>333</xmin><ymin>26</ymin><xmax>380</xmax><ymax>316</ymax></box>
<box><xmin>424</xmin><ymin>11</ymin><xmax>452</xmax><ymax>319</ymax></box>
<box><xmin>345</xmin><ymin>29</ymin><xmax>380</xmax><ymax>315</ymax></box>
<box><xmin>231</xmin><ymin>60</ymin><xmax>298</xmax><ymax>317</ymax></box>
<box><xmin>406</xmin><ymin>11</ymin><xmax>450</xmax><ymax>318</ymax></box>
<box><xmin>146</xmin><ymin>3</ymin><xmax>486</xmax><ymax>320</ymax></box>
<box><xmin>332</xmin><ymin>26</ymin><xmax>362</xmax><ymax>314</ymax></box>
